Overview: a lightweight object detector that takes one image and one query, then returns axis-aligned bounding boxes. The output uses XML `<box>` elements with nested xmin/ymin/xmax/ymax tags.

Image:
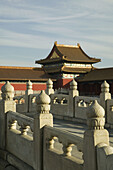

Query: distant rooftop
<box><xmin>0</xmin><ymin>66</ymin><xmax>55</xmax><ymax>81</ymax></box>
<box><xmin>78</xmin><ymin>67</ymin><xmax>113</xmax><ymax>82</ymax></box>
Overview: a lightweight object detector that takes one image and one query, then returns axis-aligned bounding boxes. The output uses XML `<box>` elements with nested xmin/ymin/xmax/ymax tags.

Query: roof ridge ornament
<box><xmin>54</xmin><ymin>41</ymin><xmax>57</xmax><ymax>45</ymax></box>
<box><xmin>77</xmin><ymin>43</ymin><xmax>80</xmax><ymax>47</ymax></box>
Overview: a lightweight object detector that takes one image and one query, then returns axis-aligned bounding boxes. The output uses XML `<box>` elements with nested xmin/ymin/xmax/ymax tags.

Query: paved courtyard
<box><xmin>54</xmin><ymin>118</ymin><xmax>113</xmax><ymax>147</ymax></box>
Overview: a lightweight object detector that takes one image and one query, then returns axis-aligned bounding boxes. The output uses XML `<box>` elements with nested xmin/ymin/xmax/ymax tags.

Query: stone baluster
<box><xmin>18</xmin><ymin>99</ymin><xmax>21</xmax><ymax>104</ymax></box>
<box><xmin>60</xmin><ymin>98</ymin><xmax>64</xmax><ymax>104</ymax></box>
<box><xmin>34</xmin><ymin>90</ymin><xmax>53</xmax><ymax>170</ymax></box>
<box><xmin>63</xmin><ymin>144</ymin><xmax>73</xmax><ymax>157</ymax></box>
<box><xmin>69</xmin><ymin>79</ymin><xmax>79</xmax><ymax>117</ymax></box>
<box><xmin>25</xmin><ymin>80</ymin><xmax>33</xmax><ymax>112</ymax></box>
<box><xmin>20</xmin><ymin>125</ymin><xmax>29</xmax><ymax>135</ymax></box>
<box><xmin>46</xmin><ymin>79</ymin><xmax>54</xmax><ymax>96</ymax></box>
<box><xmin>0</xmin><ymin>81</ymin><xmax>16</xmax><ymax>149</ymax></box>
<box><xmin>9</xmin><ymin>120</ymin><xmax>17</xmax><ymax>130</ymax></box>
<box><xmin>100</xmin><ymin>80</ymin><xmax>111</xmax><ymax>109</ymax></box>
<box><xmin>49</xmin><ymin>138</ymin><xmax>55</xmax><ymax>149</ymax></box>
<box><xmin>53</xmin><ymin>97</ymin><xmax>57</xmax><ymax>104</ymax></box>
<box><xmin>83</xmin><ymin>100</ymin><xmax>109</xmax><ymax>170</ymax></box>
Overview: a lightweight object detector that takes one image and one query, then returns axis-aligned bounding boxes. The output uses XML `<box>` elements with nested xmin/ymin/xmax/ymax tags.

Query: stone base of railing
<box><xmin>0</xmin><ymin>149</ymin><xmax>34</xmax><ymax>170</ymax></box>
<box><xmin>0</xmin><ymin>149</ymin><xmax>9</xmax><ymax>169</ymax></box>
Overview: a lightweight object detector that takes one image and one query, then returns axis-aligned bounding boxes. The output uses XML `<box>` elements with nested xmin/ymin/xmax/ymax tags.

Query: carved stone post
<box><xmin>33</xmin><ymin>90</ymin><xmax>53</xmax><ymax>170</ymax></box>
<box><xmin>0</xmin><ymin>81</ymin><xmax>16</xmax><ymax>149</ymax></box>
<box><xmin>69</xmin><ymin>79</ymin><xmax>79</xmax><ymax>117</ymax></box>
<box><xmin>100</xmin><ymin>81</ymin><xmax>111</xmax><ymax>109</ymax></box>
<box><xmin>83</xmin><ymin>100</ymin><xmax>109</xmax><ymax>170</ymax></box>
<box><xmin>45</xmin><ymin>79</ymin><xmax>54</xmax><ymax>95</ymax></box>
<box><xmin>25</xmin><ymin>80</ymin><xmax>33</xmax><ymax>112</ymax></box>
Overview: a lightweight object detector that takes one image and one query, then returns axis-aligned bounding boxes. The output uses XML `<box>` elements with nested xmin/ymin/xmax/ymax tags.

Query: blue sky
<box><xmin>0</xmin><ymin>0</ymin><xmax>113</xmax><ymax>68</ymax></box>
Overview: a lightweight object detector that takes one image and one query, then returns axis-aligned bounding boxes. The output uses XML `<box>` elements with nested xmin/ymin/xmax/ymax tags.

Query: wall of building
<box><xmin>54</xmin><ymin>78</ymin><xmax>73</xmax><ymax>89</ymax></box>
<box><xmin>79</xmin><ymin>81</ymin><xmax>113</xmax><ymax>96</ymax></box>
<box><xmin>79</xmin><ymin>82</ymin><xmax>102</xmax><ymax>96</ymax></box>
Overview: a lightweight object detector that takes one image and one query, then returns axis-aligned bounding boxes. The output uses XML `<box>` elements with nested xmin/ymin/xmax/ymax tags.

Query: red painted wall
<box><xmin>0</xmin><ymin>83</ymin><xmax>46</xmax><ymax>91</ymax></box>
<box><xmin>32</xmin><ymin>84</ymin><xmax>46</xmax><ymax>91</ymax></box>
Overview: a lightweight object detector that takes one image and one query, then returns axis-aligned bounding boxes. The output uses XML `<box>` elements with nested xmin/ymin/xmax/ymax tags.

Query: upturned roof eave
<box><xmin>35</xmin><ymin>43</ymin><xmax>63</xmax><ymax>65</ymax></box>
<box><xmin>35</xmin><ymin>58</ymin><xmax>101</xmax><ymax>65</ymax></box>
<box><xmin>0</xmin><ymin>77</ymin><xmax>56</xmax><ymax>81</ymax></box>
<box><xmin>35</xmin><ymin>57</ymin><xmax>62</xmax><ymax>65</ymax></box>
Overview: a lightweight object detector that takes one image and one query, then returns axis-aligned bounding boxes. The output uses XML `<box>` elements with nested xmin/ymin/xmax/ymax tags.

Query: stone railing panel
<box><xmin>43</xmin><ymin>126</ymin><xmax>83</xmax><ymax>170</ymax></box>
<box><xmin>75</xmin><ymin>96</ymin><xmax>100</xmax><ymax>119</ymax></box>
<box><xmin>7</xmin><ymin>111</ymin><xmax>34</xmax><ymax>167</ymax></box>
<box><xmin>51</xmin><ymin>94</ymin><xmax>69</xmax><ymax>104</ymax></box>
<box><xmin>44</xmin><ymin>126</ymin><xmax>83</xmax><ymax>158</ymax></box>
<box><xmin>50</xmin><ymin>94</ymin><xmax>69</xmax><ymax>116</ymax></box>
<box><xmin>14</xmin><ymin>95</ymin><xmax>25</xmax><ymax>104</ymax></box>
<box><xmin>97</xmin><ymin>143</ymin><xmax>113</xmax><ymax>170</ymax></box>
<box><xmin>14</xmin><ymin>95</ymin><xmax>26</xmax><ymax>113</ymax></box>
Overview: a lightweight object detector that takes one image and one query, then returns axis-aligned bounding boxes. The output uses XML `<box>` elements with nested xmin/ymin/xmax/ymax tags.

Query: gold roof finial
<box><xmin>54</xmin><ymin>41</ymin><xmax>57</xmax><ymax>45</ymax></box>
<box><xmin>77</xmin><ymin>43</ymin><xmax>80</xmax><ymax>47</ymax></box>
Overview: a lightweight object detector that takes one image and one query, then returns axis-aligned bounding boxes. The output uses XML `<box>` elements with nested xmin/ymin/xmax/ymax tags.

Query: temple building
<box><xmin>36</xmin><ymin>41</ymin><xmax>100</xmax><ymax>88</ymax></box>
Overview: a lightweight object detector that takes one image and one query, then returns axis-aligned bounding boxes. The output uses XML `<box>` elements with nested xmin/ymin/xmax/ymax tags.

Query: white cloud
<box><xmin>0</xmin><ymin>0</ymin><xmax>113</xmax><ymax>67</ymax></box>
<box><xmin>0</xmin><ymin>29</ymin><xmax>53</xmax><ymax>49</ymax></box>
